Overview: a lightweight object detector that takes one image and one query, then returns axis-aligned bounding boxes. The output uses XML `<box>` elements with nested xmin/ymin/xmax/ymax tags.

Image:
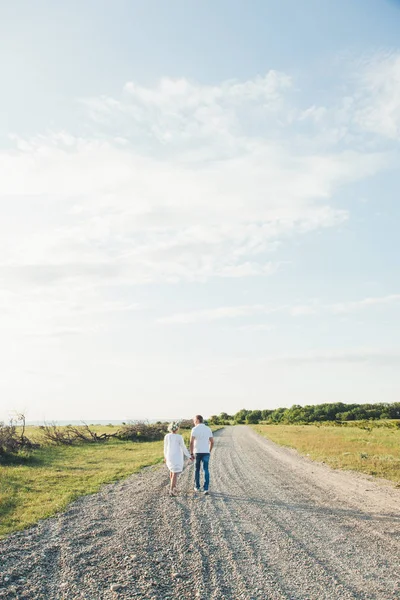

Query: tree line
<box><xmin>209</xmin><ymin>402</ymin><xmax>400</xmax><ymax>425</ymax></box>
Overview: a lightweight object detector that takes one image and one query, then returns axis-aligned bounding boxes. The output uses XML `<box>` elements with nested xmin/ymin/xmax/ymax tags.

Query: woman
<box><xmin>164</xmin><ymin>422</ymin><xmax>192</xmax><ymax>495</ymax></box>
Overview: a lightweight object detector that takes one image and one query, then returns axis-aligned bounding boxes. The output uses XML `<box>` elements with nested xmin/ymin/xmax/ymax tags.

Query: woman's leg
<box><xmin>171</xmin><ymin>472</ymin><xmax>178</xmax><ymax>491</ymax></box>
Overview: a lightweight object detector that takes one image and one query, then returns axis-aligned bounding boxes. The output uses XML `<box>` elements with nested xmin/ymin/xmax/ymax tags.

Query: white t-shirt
<box><xmin>191</xmin><ymin>423</ymin><xmax>213</xmax><ymax>454</ymax></box>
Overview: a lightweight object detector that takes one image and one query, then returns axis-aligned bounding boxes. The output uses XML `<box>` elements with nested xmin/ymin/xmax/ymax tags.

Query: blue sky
<box><xmin>0</xmin><ymin>0</ymin><xmax>399</xmax><ymax>421</ymax></box>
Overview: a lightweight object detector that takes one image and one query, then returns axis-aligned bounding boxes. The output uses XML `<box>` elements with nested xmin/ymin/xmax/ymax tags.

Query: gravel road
<box><xmin>0</xmin><ymin>426</ymin><xmax>399</xmax><ymax>600</ymax></box>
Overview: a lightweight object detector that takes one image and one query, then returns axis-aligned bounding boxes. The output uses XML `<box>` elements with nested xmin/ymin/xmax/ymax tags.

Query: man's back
<box><xmin>191</xmin><ymin>423</ymin><xmax>213</xmax><ymax>453</ymax></box>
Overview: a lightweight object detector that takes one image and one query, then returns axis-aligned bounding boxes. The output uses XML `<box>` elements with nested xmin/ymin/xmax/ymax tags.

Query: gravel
<box><xmin>0</xmin><ymin>426</ymin><xmax>399</xmax><ymax>599</ymax></box>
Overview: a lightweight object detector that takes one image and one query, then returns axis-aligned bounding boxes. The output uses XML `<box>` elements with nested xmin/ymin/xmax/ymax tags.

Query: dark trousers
<box><xmin>195</xmin><ymin>453</ymin><xmax>210</xmax><ymax>490</ymax></box>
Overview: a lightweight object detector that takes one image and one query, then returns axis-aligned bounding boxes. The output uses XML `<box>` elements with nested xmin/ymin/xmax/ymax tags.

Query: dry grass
<box><xmin>252</xmin><ymin>424</ymin><xmax>400</xmax><ymax>483</ymax></box>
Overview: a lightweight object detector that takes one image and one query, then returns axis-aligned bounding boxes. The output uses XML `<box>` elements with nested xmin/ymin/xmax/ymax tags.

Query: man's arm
<box><xmin>190</xmin><ymin>435</ymin><xmax>195</xmax><ymax>455</ymax></box>
<box><xmin>209</xmin><ymin>437</ymin><xmax>214</xmax><ymax>452</ymax></box>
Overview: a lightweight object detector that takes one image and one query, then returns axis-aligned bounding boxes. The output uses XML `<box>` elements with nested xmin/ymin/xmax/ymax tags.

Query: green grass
<box><xmin>0</xmin><ymin>439</ymin><xmax>163</xmax><ymax>538</ymax></box>
<box><xmin>252</xmin><ymin>424</ymin><xmax>400</xmax><ymax>483</ymax></box>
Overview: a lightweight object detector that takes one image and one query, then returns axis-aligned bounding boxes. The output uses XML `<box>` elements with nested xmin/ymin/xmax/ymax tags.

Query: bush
<box><xmin>246</xmin><ymin>411</ymin><xmax>260</xmax><ymax>425</ymax></box>
<box><xmin>178</xmin><ymin>419</ymin><xmax>193</xmax><ymax>430</ymax></box>
<box><xmin>209</xmin><ymin>415</ymin><xmax>220</xmax><ymax>425</ymax></box>
<box><xmin>0</xmin><ymin>417</ymin><xmax>38</xmax><ymax>456</ymax></box>
<box><xmin>234</xmin><ymin>409</ymin><xmax>250</xmax><ymax>424</ymax></box>
<box><xmin>40</xmin><ymin>423</ymin><xmax>119</xmax><ymax>445</ymax></box>
<box><xmin>116</xmin><ymin>421</ymin><xmax>168</xmax><ymax>442</ymax></box>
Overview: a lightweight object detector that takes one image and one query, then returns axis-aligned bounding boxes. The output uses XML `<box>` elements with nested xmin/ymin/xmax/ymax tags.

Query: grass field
<box><xmin>0</xmin><ymin>437</ymin><xmax>165</xmax><ymax>537</ymax></box>
<box><xmin>252</xmin><ymin>424</ymin><xmax>400</xmax><ymax>483</ymax></box>
<box><xmin>0</xmin><ymin>424</ymin><xmax>219</xmax><ymax>538</ymax></box>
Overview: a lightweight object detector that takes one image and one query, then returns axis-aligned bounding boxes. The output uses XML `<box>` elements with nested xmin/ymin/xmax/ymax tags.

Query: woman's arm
<box><xmin>179</xmin><ymin>435</ymin><xmax>191</xmax><ymax>459</ymax></box>
<box><xmin>164</xmin><ymin>434</ymin><xmax>168</xmax><ymax>459</ymax></box>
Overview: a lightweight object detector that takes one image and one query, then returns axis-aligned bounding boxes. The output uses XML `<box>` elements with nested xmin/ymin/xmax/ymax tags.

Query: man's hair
<box><xmin>195</xmin><ymin>415</ymin><xmax>203</xmax><ymax>423</ymax></box>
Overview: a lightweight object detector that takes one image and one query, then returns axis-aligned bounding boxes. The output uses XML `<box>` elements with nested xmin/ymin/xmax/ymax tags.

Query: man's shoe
<box><xmin>194</xmin><ymin>487</ymin><xmax>200</xmax><ymax>492</ymax></box>
<box><xmin>203</xmin><ymin>490</ymin><xmax>209</xmax><ymax>495</ymax></box>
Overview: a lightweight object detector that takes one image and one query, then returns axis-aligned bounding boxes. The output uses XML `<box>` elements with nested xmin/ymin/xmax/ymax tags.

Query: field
<box><xmin>0</xmin><ymin>424</ymin><xmax>216</xmax><ymax>537</ymax></box>
<box><xmin>0</xmin><ymin>434</ymin><xmax>165</xmax><ymax>538</ymax></box>
<box><xmin>252</xmin><ymin>423</ymin><xmax>400</xmax><ymax>483</ymax></box>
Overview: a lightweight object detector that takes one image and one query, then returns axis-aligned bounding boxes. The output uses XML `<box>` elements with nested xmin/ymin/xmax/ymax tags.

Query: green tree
<box><xmin>246</xmin><ymin>410</ymin><xmax>262</xmax><ymax>424</ymax></box>
<box><xmin>234</xmin><ymin>408</ymin><xmax>250</xmax><ymax>424</ymax></box>
<box><xmin>209</xmin><ymin>415</ymin><xmax>220</xmax><ymax>425</ymax></box>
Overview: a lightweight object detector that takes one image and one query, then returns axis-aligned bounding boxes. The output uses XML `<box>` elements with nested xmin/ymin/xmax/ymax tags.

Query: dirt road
<box><xmin>0</xmin><ymin>426</ymin><xmax>399</xmax><ymax>599</ymax></box>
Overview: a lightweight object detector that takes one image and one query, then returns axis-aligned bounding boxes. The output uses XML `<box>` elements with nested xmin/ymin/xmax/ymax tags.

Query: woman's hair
<box><xmin>168</xmin><ymin>421</ymin><xmax>180</xmax><ymax>432</ymax></box>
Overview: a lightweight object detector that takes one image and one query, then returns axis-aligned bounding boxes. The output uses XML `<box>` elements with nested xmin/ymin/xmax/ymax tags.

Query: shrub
<box><xmin>40</xmin><ymin>423</ymin><xmax>119</xmax><ymax>445</ymax></box>
<box><xmin>178</xmin><ymin>419</ymin><xmax>193</xmax><ymax>430</ymax></box>
<box><xmin>116</xmin><ymin>421</ymin><xmax>168</xmax><ymax>442</ymax></box>
<box><xmin>0</xmin><ymin>416</ymin><xmax>38</xmax><ymax>456</ymax></box>
<box><xmin>246</xmin><ymin>411</ymin><xmax>261</xmax><ymax>425</ymax></box>
<box><xmin>209</xmin><ymin>415</ymin><xmax>220</xmax><ymax>425</ymax></box>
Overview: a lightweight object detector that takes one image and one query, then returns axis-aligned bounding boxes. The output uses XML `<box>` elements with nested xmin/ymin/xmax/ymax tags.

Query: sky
<box><xmin>0</xmin><ymin>0</ymin><xmax>400</xmax><ymax>422</ymax></box>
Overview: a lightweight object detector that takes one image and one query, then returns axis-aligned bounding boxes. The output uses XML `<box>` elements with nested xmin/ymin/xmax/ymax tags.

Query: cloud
<box><xmin>237</xmin><ymin>324</ymin><xmax>275</xmax><ymax>332</ymax></box>
<box><xmin>289</xmin><ymin>305</ymin><xmax>317</xmax><ymax>316</ymax></box>
<box><xmin>158</xmin><ymin>305</ymin><xmax>281</xmax><ymax>324</ymax></box>
<box><xmin>354</xmin><ymin>53</ymin><xmax>400</xmax><ymax>140</ymax></box>
<box><xmin>158</xmin><ymin>293</ymin><xmax>400</xmax><ymax>324</ymax></box>
<box><xmin>23</xmin><ymin>326</ymin><xmax>101</xmax><ymax>338</ymax></box>
<box><xmin>330</xmin><ymin>294</ymin><xmax>400</xmax><ymax>313</ymax></box>
<box><xmin>264</xmin><ymin>348</ymin><xmax>400</xmax><ymax>366</ymax></box>
<box><xmin>1</xmin><ymin>65</ymin><xmax>393</xmax><ymax>299</ymax></box>
<box><xmin>86</xmin><ymin>72</ymin><xmax>292</xmax><ymax>150</ymax></box>
<box><xmin>0</xmin><ymin>135</ymin><xmax>355</xmax><ymax>290</ymax></box>
<box><xmin>0</xmin><ymin>59</ymin><xmax>398</xmax><ymax>341</ymax></box>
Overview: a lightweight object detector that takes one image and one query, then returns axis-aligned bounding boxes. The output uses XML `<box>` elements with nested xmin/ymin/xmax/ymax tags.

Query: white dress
<box><xmin>164</xmin><ymin>433</ymin><xmax>191</xmax><ymax>473</ymax></box>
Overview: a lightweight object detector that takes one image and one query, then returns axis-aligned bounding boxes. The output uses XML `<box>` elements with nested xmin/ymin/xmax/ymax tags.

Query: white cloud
<box><xmin>2</xmin><ymin>65</ymin><xmax>393</xmax><ymax>295</ymax></box>
<box><xmin>87</xmin><ymin>72</ymin><xmax>292</xmax><ymax>149</ymax></box>
<box><xmin>0</xmin><ymin>60</ymin><xmax>397</xmax><ymax>345</ymax></box>
<box><xmin>354</xmin><ymin>53</ymin><xmax>400</xmax><ymax>140</ymax></box>
<box><xmin>330</xmin><ymin>294</ymin><xmax>400</xmax><ymax>313</ymax></box>
<box><xmin>158</xmin><ymin>305</ymin><xmax>281</xmax><ymax>324</ymax></box>
<box><xmin>262</xmin><ymin>348</ymin><xmax>400</xmax><ymax>366</ymax></box>
<box><xmin>237</xmin><ymin>323</ymin><xmax>275</xmax><ymax>332</ymax></box>
<box><xmin>289</xmin><ymin>305</ymin><xmax>317</xmax><ymax>316</ymax></box>
<box><xmin>158</xmin><ymin>293</ymin><xmax>400</xmax><ymax>324</ymax></box>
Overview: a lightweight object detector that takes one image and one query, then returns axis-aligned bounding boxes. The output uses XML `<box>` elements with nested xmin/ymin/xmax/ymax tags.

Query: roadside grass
<box><xmin>0</xmin><ymin>439</ymin><xmax>163</xmax><ymax>538</ymax></box>
<box><xmin>0</xmin><ymin>424</ymin><xmax>222</xmax><ymax>537</ymax></box>
<box><xmin>252</xmin><ymin>424</ymin><xmax>400</xmax><ymax>483</ymax></box>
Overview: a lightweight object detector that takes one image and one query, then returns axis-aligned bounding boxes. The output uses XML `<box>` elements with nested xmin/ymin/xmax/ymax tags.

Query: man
<box><xmin>190</xmin><ymin>415</ymin><xmax>214</xmax><ymax>495</ymax></box>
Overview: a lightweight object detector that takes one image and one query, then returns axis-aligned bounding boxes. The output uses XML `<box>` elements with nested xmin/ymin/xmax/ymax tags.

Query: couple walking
<box><xmin>164</xmin><ymin>415</ymin><xmax>214</xmax><ymax>496</ymax></box>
